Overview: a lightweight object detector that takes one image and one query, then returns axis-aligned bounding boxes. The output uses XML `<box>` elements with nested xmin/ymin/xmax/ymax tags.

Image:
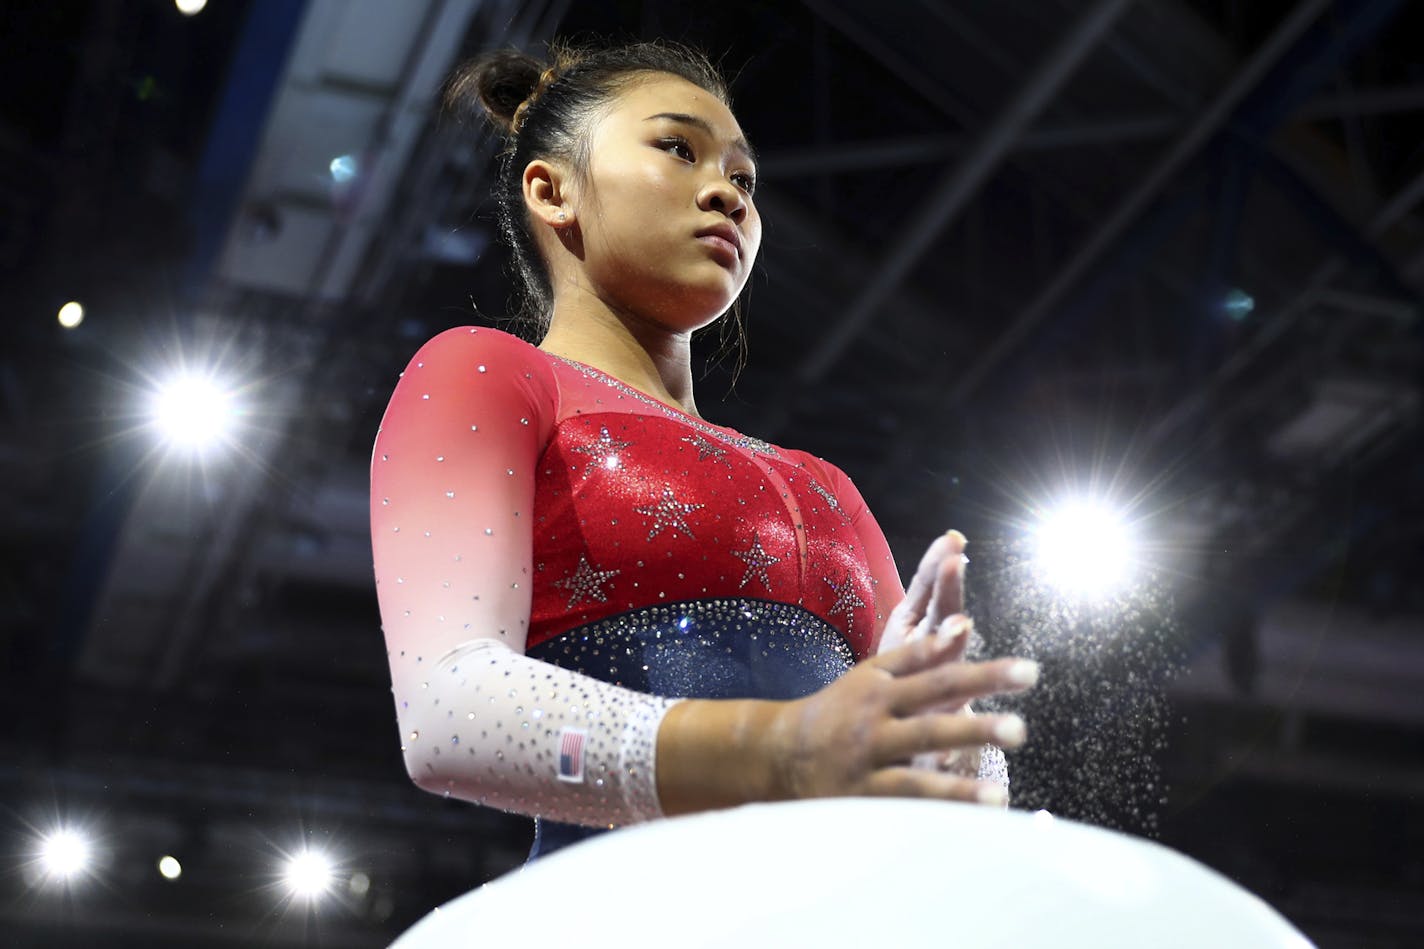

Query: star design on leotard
<box><xmin>633</xmin><ymin>485</ymin><xmax>704</xmax><ymax>540</ymax></box>
<box><xmin>824</xmin><ymin>573</ymin><xmax>867</xmax><ymax>627</ymax></box>
<box><xmin>731</xmin><ymin>532</ymin><xmax>781</xmax><ymax>591</ymax></box>
<box><xmin>570</xmin><ymin>426</ymin><xmax>633</xmax><ymax>476</ymax></box>
<box><xmin>805</xmin><ymin>476</ymin><xmax>849</xmax><ymax>521</ymax></box>
<box><xmin>681</xmin><ymin>433</ymin><xmax>729</xmax><ymax>465</ymax></box>
<box><xmin>554</xmin><ymin>554</ymin><xmax>620</xmax><ymax>608</ymax></box>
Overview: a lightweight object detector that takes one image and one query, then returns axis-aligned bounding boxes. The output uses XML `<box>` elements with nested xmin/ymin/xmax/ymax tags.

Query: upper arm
<box><xmin>369</xmin><ymin>328</ymin><xmax>555</xmax><ymax>681</ymax></box>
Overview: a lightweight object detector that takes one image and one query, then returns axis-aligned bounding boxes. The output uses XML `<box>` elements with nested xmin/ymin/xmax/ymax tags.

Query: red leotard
<box><xmin>371</xmin><ymin>327</ymin><xmax>905</xmax><ymax>828</ymax></box>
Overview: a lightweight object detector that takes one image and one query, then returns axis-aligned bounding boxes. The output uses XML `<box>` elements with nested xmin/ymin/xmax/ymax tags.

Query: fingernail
<box><xmin>1006</xmin><ymin>660</ymin><xmax>1039</xmax><ymax>687</ymax></box>
<box><xmin>976</xmin><ymin>784</ymin><xmax>1008</xmax><ymax>806</ymax></box>
<box><xmin>993</xmin><ymin>715</ymin><xmax>1026</xmax><ymax>747</ymax></box>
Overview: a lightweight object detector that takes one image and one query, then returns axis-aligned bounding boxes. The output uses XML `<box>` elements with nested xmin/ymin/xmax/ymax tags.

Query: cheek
<box><xmin>740</xmin><ymin>216</ymin><xmax>763</xmax><ymax>265</ymax></box>
<box><xmin>622</xmin><ymin>176</ymin><xmax>684</xmax><ymax>229</ymax></box>
<box><xmin>587</xmin><ymin>174</ymin><xmax>685</xmax><ymax>258</ymax></box>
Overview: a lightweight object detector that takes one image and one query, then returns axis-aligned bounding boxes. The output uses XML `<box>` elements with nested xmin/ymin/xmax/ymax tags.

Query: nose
<box><xmin>698</xmin><ymin>177</ymin><xmax>748</xmax><ymax>224</ymax></box>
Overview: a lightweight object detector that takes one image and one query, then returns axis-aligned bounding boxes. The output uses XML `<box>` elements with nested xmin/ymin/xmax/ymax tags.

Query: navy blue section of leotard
<box><xmin>525</xmin><ymin>597</ymin><xmax>853</xmax><ymax>860</ymax></box>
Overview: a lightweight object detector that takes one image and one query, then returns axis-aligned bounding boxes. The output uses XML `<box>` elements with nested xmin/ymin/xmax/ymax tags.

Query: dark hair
<box><xmin>445</xmin><ymin>38</ymin><xmax>747</xmax><ymax>363</ymax></box>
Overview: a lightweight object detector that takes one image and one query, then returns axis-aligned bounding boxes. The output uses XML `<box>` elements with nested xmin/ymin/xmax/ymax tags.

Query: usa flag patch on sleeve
<box><xmin>557</xmin><ymin>727</ymin><xmax>587</xmax><ymax>783</ymax></box>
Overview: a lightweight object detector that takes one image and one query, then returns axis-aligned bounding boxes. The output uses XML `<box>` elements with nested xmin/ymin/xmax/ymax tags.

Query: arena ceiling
<box><xmin>2</xmin><ymin>1</ymin><xmax>1420</xmax><ymax>945</ymax></box>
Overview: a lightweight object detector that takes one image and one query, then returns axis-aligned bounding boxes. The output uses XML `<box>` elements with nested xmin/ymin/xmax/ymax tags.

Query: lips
<box><xmin>695</xmin><ymin>222</ymin><xmax>742</xmax><ymax>261</ymax></box>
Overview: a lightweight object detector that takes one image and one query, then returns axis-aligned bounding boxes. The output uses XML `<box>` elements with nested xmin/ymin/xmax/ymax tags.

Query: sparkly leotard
<box><xmin>371</xmin><ymin>327</ymin><xmax>999</xmax><ymax>859</ymax></box>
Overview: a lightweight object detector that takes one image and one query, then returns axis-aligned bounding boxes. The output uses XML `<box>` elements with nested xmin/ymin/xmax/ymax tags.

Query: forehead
<box><xmin>601</xmin><ymin>73</ymin><xmax>745</xmax><ymax>140</ymax></box>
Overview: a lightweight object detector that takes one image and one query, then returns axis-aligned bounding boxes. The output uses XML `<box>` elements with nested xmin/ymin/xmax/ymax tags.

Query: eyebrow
<box><xmin>644</xmin><ymin>112</ymin><xmax>757</xmax><ymax>165</ymax></box>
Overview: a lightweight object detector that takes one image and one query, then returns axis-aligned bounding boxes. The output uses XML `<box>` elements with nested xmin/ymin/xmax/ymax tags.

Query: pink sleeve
<box><xmin>370</xmin><ymin>327</ymin><xmax>678</xmax><ymax>826</ymax></box>
<box><xmin>371</xmin><ymin>327</ymin><xmax>551</xmax><ymax>659</ymax></box>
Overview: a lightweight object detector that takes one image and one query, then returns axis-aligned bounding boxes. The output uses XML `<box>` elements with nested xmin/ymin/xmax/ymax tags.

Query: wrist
<box><xmin>759</xmin><ymin>697</ymin><xmax>802</xmax><ymax>802</ymax></box>
<box><xmin>655</xmin><ymin>698</ymin><xmax>786</xmax><ymax>816</ymax></box>
<box><xmin>746</xmin><ymin>697</ymin><xmax>794</xmax><ymax>803</ymax></box>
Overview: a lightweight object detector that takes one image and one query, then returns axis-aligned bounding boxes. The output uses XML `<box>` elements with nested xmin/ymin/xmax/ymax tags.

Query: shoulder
<box><xmin>782</xmin><ymin>448</ymin><xmax>871</xmax><ymax>517</ymax></box>
<box><xmin>409</xmin><ymin>326</ymin><xmax>556</xmax><ymax>394</ymax></box>
<box><xmin>383</xmin><ymin>326</ymin><xmax>560</xmax><ymax>437</ymax></box>
<box><xmin>782</xmin><ymin>447</ymin><xmax>847</xmax><ymax>487</ymax></box>
<box><xmin>410</xmin><ymin>325</ymin><xmax>547</xmax><ymax>373</ymax></box>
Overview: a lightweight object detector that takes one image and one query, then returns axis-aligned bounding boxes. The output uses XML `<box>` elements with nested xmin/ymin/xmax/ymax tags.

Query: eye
<box><xmin>657</xmin><ymin>136</ymin><xmax>695</xmax><ymax>162</ymax></box>
<box><xmin>732</xmin><ymin>171</ymin><xmax>757</xmax><ymax>195</ymax></box>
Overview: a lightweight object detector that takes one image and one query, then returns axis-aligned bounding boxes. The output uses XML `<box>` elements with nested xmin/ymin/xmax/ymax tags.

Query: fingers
<box><xmin>896</xmin><ymin>530</ymin><xmax>967</xmax><ymax>632</ymax></box>
<box><xmin>863</xmin><ymin>768</ymin><xmax>1010</xmax><ymax>807</ymax></box>
<box><xmin>889</xmin><ymin>655</ymin><xmax>1039</xmax><ymax>717</ymax></box>
<box><xmin>923</xmin><ymin>534</ymin><xmax>966</xmax><ymax>630</ymax></box>
<box><xmin>871</xmin><ymin>616</ymin><xmax>977</xmax><ymax>677</ymax></box>
<box><xmin>876</xmin><ymin>707</ymin><xmax>1028</xmax><ymax>766</ymax></box>
<box><xmin>871</xmin><ymin>614</ymin><xmax>983</xmax><ymax>682</ymax></box>
<box><xmin>910</xmin><ymin>746</ymin><xmax>980</xmax><ymax>776</ymax></box>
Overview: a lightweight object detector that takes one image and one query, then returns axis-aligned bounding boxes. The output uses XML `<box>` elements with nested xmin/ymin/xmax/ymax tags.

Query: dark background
<box><xmin>1</xmin><ymin>0</ymin><xmax>1421</xmax><ymax>945</ymax></box>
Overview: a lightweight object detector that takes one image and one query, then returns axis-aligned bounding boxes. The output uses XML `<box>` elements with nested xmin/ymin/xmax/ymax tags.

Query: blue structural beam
<box><xmin>1034</xmin><ymin>0</ymin><xmax>1401</xmax><ymax>374</ymax></box>
<box><xmin>182</xmin><ymin>0</ymin><xmax>308</xmax><ymax>300</ymax></box>
<box><xmin>51</xmin><ymin>1</ymin><xmax>308</xmax><ymax>683</ymax></box>
<box><xmin>957</xmin><ymin>0</ymin><xmax>1410</xmax><ymax>668</ymax></box>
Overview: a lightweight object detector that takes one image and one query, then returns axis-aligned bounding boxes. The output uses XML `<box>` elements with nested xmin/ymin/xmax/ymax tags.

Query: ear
<box><xmin>522</xmin><ymin>158</ymin><xmax>574</xmax><ymax>228</ymax></box>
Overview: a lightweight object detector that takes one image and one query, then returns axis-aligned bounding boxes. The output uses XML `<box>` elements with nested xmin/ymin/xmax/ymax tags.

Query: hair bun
<box><xmin>446</xmin><ymin>50</ymin><xmax>545</xmax><ymax>134</ymax></box>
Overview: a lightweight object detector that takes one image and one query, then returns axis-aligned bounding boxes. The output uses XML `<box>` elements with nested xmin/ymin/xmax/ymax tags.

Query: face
<box><xmin>557</xmin><ymin>73</ymin><xmax>761</xmax><ymax>331</ymax></box>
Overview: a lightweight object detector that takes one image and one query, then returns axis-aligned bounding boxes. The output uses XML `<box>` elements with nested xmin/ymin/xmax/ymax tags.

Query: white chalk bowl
<box><xmin>394</xmin><ymin>798</ymin><xmax>1313</xmax><ymax>948</ymax></box>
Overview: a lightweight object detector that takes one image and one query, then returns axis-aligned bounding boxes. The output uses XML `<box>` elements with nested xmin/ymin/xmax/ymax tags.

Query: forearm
<box><xmin>397</xmin><ymin>639</ymin><xmax>678</xmax><ymax>828</ymax></box>
<box><xmin>654</xmin><ymin>698</ymin><xmax>786</xmax><ymax>816</ymax></box>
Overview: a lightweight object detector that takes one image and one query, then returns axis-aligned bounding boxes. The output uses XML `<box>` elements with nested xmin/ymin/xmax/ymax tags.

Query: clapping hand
<box><xmin>876</xmin><ymin>530</ymin><xmax>1007</xmax><ymax>784</ymax></box>
<box><xmin>876</xmin><ymin>529</ymin><xmax>972</xmax><ymax>665</ymax></box>
<box><xmin>768</xmin><ymin>530</ymin><xmax>1035</xmax><ymax>806</ymax></box>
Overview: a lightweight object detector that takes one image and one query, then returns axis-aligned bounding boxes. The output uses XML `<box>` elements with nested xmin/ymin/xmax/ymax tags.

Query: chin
<box><xmin>637</xmin><ymin>285</ymin><xmax>740</xmax><ymax>332</ymax></box>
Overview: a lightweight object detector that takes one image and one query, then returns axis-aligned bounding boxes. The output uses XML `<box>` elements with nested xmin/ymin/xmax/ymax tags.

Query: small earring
<box><xmin>556</xmin><ymin>211</ymin><xmax>567</xmax><ymax>223</ymax></box>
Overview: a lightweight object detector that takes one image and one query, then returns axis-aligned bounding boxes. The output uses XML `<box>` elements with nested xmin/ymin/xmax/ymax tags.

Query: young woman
<box><xmin>369</xmin><ymin>39</ymin><xmax>1039</xmax><ymax>861</ymax></box>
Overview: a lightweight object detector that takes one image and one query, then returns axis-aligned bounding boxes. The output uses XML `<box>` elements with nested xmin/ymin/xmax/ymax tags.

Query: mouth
<box><xmin>695</xmin><ymin>223</ymin><xmax>742</xmax><ymax>263</ymax></box>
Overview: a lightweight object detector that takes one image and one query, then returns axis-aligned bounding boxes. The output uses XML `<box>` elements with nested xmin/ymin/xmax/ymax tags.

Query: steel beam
<box><xmin>759</xmin><ymin>82</ymin><xmax>1424</xmax><ymax>178</ymax></box>
<box><xmin>793</xmin><ymin>0</ymin><xmax>1133</xmax><ymax>387</ymax></box>
<box><xmin>1142</xmin><ymin>160</ymin><xmax>1424</xmax><ymax>456</ymax></box>
<box><xmin>943</xmin><ymin>0</ymin><xmax>1334</xmax><ymax>408</ymax></box>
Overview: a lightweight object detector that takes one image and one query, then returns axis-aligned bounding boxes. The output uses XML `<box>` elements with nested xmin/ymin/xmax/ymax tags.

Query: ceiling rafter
<box><xmin>754</xmin><ymin>0</ymin><xmax>1134</xmax><ymax>442</ymax></box>
<box><xmin>759</xmin><ymin>81</ymin><xmax>1424</xmax><ymax>178</ymax></box>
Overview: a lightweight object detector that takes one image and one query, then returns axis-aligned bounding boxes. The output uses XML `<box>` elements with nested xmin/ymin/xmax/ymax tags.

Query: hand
<box><xmin>876</xmin><ymin>529</ymin><xmax>970</xmax><ymax>666</ymax></box>
<box><xmin>767</xmin><ymin>632</ymin><xmax>1038</xmax><ymax>806</ymax></box>
<box><xmin>876</xmin><ymin>530</ymin><xmax>996</xmax><ymax>780</ymax></box>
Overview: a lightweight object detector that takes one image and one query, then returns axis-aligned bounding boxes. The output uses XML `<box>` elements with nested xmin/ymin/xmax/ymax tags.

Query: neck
<box><xmin>538</xmin><ymin>295</ymin><xmax>700</xmax><ymax>417</ymax></box>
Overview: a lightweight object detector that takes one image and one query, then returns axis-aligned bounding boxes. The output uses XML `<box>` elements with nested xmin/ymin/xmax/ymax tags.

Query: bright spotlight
<box><xmin>175</xmin><ymin>0</ymin><xmax>207</xmax><ymax>15</ymax></box>
<box><xmin>158</xmin><ymin>855</ymin><xmax>183</xmax><ymax>880</ymax></box>
<box><xmin>1032</xmin><ymin>500</ymin><xmax>1134</xmax><ymax>597</ymax></box>
<box><xmin>283</xmin><ymin>850</ymin><xmax>334</xmax><ymax>899</ymax></box>
<box><xmin>57</xmin><ymin>301</ymin><xmax>85</xmax><ymax>329</ymax></box>
<box><xmin>39</xmin><ymin>829</ymin><xmax>92</xmax><ymax>880</ymax></box>
<box><xmin>150</xmin><ymin>371</ymin><xmax>237</xmax><ymax>451</ymax></box>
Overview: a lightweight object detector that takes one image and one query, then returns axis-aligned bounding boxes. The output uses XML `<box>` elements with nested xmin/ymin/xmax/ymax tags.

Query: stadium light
<box><xmin>283</xmin><ymin>850</ymin><xmax>334</xmax><ymax>900</ymax></box>
<box><xmin>57</xmin><ymin>301</ymin><xmax>85</xmax><ymax>329</ymax></box>
<box><xmin>158</xmin><ymin>855</ymin><xmax>183</xmax><ymax>880</ymax></box>
<box><xmin>329</xmin><ymin>154</ymin><xmax>358</xmax><ymax>184</ymax></box>
<box><xmin>1032</xmin><ymin>499</ymin><xmax>1135</xmax><ymax>598</ymax></box>
<box><xmin>149</xmin><ymin>370</ymin><xmax>239</xmax><ymax>452</ymax></box>
<box><xmin>39</xmin><ymin>828</ymin><xmax>92</xmax><ymax>881</ymax></box>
